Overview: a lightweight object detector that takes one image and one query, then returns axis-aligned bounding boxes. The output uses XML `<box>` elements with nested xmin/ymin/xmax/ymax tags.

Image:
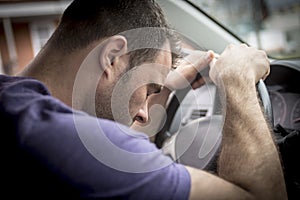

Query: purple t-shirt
<box><xmin>0</xmin><ymin>75</ymin><xmax>190</xmax><ymax>199</ymax></box>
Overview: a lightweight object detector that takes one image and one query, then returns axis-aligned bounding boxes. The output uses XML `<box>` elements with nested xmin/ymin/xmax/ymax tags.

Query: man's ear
<box><xmin>99</xmin><ymin>35</ymin><xmax>128</xmax><ymax>79</ymax></box>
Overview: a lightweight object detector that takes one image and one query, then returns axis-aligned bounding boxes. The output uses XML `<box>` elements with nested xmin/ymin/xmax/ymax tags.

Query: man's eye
<box><xmin>147</xmin><ymin>85</ymin><xmax>163</xmax><ymax>97</ymax></box>
<box><xmin>146</xmin><ymin>90</ymin><xmax>156</xmax><ymax>97</ymax></box>
<box><xmin>153</xmin><ymin>87</ymin><xmax>162</xmax><ymax>94</ymax></box>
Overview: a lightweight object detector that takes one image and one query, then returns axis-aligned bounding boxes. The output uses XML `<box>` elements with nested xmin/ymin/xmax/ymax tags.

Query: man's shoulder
<box><xmin>0</xmin><ymin>74</ymin><xmax>149</xmax><ymax>150</ymax></box>
<box><xmin>0</xmin><ymin>74</ymin><xmax>50</xmax><ymax>95</ymax></box>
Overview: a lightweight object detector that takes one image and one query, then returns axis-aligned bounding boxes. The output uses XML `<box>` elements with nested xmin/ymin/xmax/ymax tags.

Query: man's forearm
<box><xmin>218</xmin><ymin>79</ymin><xmax>287</xmax><ymax>199</ymax></box>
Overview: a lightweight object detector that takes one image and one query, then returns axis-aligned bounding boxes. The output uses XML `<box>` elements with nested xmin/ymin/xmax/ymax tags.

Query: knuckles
<box><xmin>209</xmin><ymin>44</ymin><xmax>270</xmax><ymax>84</ymax></box>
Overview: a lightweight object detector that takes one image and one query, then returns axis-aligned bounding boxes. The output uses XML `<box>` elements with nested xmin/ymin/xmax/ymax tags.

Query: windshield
<box><xmin>187</xmin><ymin>0</ymin><xmax>300</xmax><ymax>59</ymax></box>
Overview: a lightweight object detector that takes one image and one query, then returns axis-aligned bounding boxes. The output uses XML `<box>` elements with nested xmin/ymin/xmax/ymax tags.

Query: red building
<box><xmin>0</xmin><ymin>0</ymin><xmax>71</xmax><ymax>75</ymax></box>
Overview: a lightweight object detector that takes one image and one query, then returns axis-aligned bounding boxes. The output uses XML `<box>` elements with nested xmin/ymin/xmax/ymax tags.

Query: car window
<box><xmin>187</xmin><ymin>0</ymin><xmax>300</xmax><ymax>59</ymax></box>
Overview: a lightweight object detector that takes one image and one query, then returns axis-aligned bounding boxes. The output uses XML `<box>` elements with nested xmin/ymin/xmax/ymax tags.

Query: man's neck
<box><xmin>18</xmin><ymin>48</ymin><xmax>83</xmax><ymax>107</ymax></box>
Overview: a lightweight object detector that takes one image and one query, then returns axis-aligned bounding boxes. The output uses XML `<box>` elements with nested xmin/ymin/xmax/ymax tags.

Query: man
<box><xmin>0</xmin><ymin>0</ymin><xmax>287</xmax><ymax>199</ymax></box>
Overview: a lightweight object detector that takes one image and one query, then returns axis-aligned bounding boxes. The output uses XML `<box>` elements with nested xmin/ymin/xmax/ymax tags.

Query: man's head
<box><xmin>48</xmin><ymin>0</ymin><xmax>180</xmax><ymax>66</ymax></box>
<box><xmin>30</xmin><ymin>0</ymin><xmax>180</xmax><ymax>126</ymax></box>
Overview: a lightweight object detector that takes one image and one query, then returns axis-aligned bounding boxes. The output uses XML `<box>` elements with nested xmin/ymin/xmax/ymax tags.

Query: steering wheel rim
<box><xmin>257</xmin><ymin>79</ymin><xmax>274</xmax><ymax>127</ymax></box>
<box><xmin>155</xmin><ymin>78</ymin><xmax>274</xmax><ymax>148</ymax></box>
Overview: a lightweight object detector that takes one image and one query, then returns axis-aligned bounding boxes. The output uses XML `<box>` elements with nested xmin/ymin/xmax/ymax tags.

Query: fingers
<box><xmin>165</xmin><ymin>49</ymin><xmax>215</xmax><ymax>91</ymax></box>
<box><xmin>258</xmin><ymin>49</ymin><xmax>270</xmax><ymax>81</ymax></box>
<box><xmin>180</xmin><ymin>50</ymin><xmax>214</xmax><ymax>72</ymax></box>
<box><xmin>252</xmin><ymin>48</ymin><xmax>270</xmax><ymax>82</ymax></box>
<box><xmin>176</xmin><ymin>50</ymin><xmax>215</xmax><ymax>83</ymax></box>
<box><xmin>209</xmin><ymin>43</ymin><xmax>270</xmax><ymax>85</ymax></box>
<box><xmin>191</xmin><ymin>77</ymin><xmax>205</xmax><ymax>89</ymax></box>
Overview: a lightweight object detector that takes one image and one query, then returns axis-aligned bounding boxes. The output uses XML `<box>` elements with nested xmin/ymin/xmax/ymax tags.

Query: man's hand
<box><xmin>164</xmin><ymin>50</ymin><xmax>215</xmax><ymax>91</ymax></box>
<box><xmin>209</xmin><ymin>44</ymin><xmax>270</xmax><ymax>86</ymax></box>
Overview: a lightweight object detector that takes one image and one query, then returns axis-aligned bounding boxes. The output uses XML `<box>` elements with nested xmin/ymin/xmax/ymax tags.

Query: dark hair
<box><xmin>49</xmin><ymin>0</ymin><xmax>181</xmax><ymax>67</ymax></box>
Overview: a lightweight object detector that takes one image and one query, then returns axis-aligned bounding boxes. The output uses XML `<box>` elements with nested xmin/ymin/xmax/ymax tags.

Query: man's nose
<box><xmin>134</xmin><ymin>104</ymin><xmax>149</xmax><ymax>124</ymax></box>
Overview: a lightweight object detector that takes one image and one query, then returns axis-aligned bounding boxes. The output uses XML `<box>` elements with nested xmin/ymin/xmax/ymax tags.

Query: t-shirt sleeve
<box><xmin>89</xmin><ymin>119</ymin><xmax>192</xmax><ymax>200</ymax></box>
<box><xmin>22</xmin><ymin>113</ymin><xmax>191</xmax><ymax>200</ymax></box>
<box><xmin>128</xmin><ymin>162</ymin><xmax>191</xmax><ymax>200</ymax></box>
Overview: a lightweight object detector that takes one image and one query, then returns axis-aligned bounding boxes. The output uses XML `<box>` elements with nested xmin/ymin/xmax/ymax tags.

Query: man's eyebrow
<box><xmin>170</xmin><ymin>47</ymin><xmax>196</xmax><ymax>70</ymax></box>
<box><xmin>149</xmin><ymin>83</ymin><xmax>163</xmax><ymax>93</ymax></box>
<box><xmin>171</xmin><ymin>65</ymin><xmax>177</xmax><ymax>70</ymax></box>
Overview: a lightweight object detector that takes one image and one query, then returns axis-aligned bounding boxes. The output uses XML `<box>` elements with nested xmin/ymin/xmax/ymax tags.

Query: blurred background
<box><xmin>0</xmin><ymin>0</ymin><xmax>71</xmax><ymax>75</ymax></box>
<box><xmin>189</xmin><ymin>0</ymin><xmax>300</xmax><ymax>59</ymax></box>
<box><xmin>0</xmin><ymin>0</ymin><xmax>299</xmax><ymax>75</ymax></box>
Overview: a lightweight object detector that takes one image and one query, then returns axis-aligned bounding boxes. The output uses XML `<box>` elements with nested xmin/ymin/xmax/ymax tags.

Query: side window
<box><xmin>188</xmin><ymin>0</ymin><xmax>300</xmax><ymax>59</ymax></box>
<box><xmin>30</xmin><ymin>21</ymin><xmax>55</xmax><ymax>56</ymax></box>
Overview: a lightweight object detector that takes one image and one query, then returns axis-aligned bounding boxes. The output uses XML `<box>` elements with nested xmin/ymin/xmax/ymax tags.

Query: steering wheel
<box><xmin>155</xmin><ymin>76</ymin><xmax>274</xmax><ymax>170</ymax></box>
<box><xmin>257</xmin><ymin>79</ymin><xmax>274</xmax><ymax>126</ymax></box>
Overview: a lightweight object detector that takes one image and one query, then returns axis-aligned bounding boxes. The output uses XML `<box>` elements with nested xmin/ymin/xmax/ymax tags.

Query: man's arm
<box><xmin>187</xmin><ymin>44</ymin><xmax>287</xmax><ymax>199</ymax></box>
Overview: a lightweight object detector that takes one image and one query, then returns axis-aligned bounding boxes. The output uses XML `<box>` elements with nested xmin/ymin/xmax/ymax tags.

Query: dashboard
<box><xmin>266</xmin><ymin>59</ymin><xmax>300</xmax><ymax>130</ymax></box>
<box><xmin>164</xmin><ymin>59</ymin><xmax>300</xmax><ymax>136</ymax></box>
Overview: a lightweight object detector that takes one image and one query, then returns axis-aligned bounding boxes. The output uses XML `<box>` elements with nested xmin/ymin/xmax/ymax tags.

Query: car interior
<box><xmin>154</xmin><ymin>0</ymin><xmax>300</xmax><ymax>198</ymax></box>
